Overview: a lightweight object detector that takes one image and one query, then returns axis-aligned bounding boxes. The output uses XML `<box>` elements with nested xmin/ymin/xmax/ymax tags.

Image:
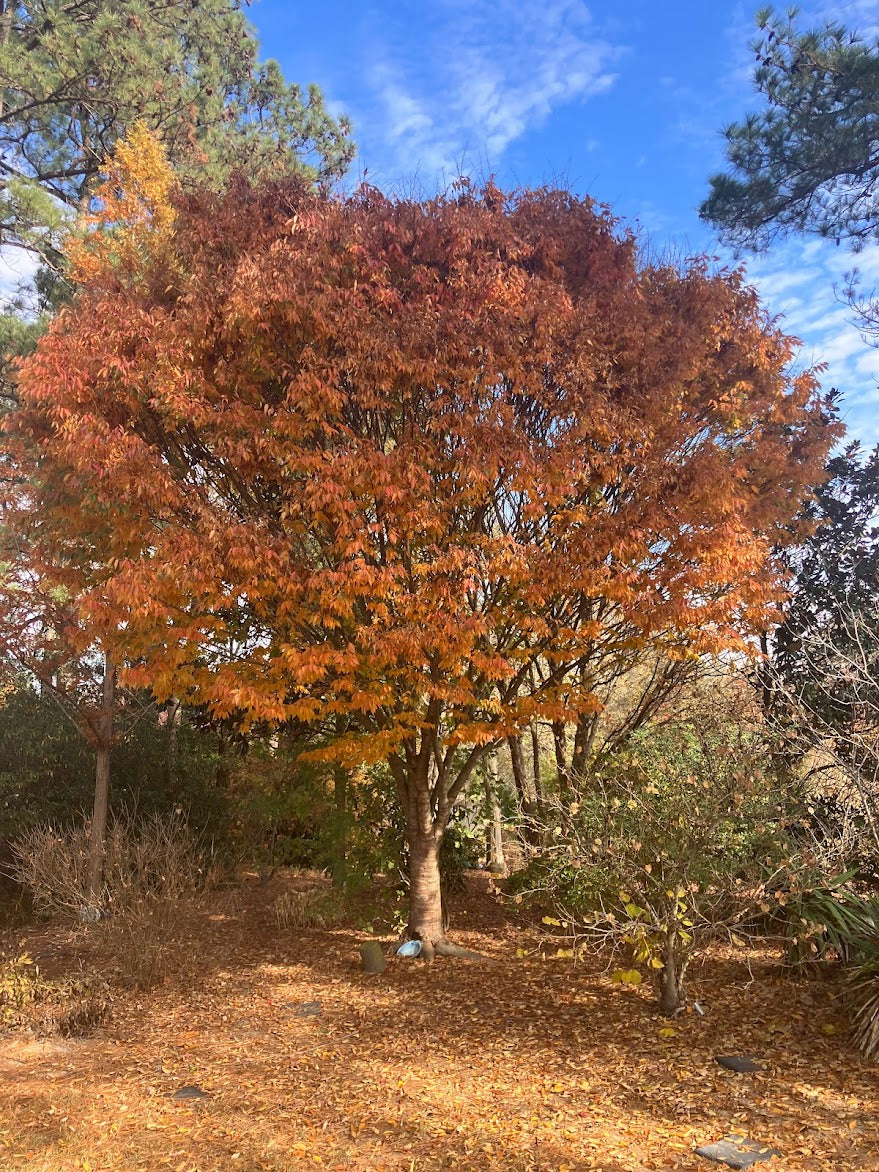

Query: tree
<box><xmin>760</xmin><ymin>443</ymin><xmax>879</xmax><ymax>863</ymax></box>
<box><xmin>524</xmin><ymin>704</ymin><xmax>801</xmax><ymax>1015</ymax></box>
<box><xmin>0</xmin><ymin>0</ymin><xmax>353</xmax><ymax>274</ymax></box>
<box><xmin>701</xmin><ymin>8</ymin><xmax>879</xmax><ymax>254</ymax></box>
<box><xmin>5</xmin><ymin>134</ymin><xmax>839</xmax><ymax>953</ymax></box>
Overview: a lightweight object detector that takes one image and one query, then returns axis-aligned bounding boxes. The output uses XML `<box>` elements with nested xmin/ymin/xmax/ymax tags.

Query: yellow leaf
<box><xmin>658</xmin><ymin>1027</ymin><xmax>677</xmax><ymax>1038</ymax></box>
<box><xmin>542</xmin><ymin>916</ymin><xmax>562</xmax><ymax>927</ymax></box>
<box><xmin>611</xmin><ymin>968</ymin><xmax>642</xmax><ymax>986</ymax></box>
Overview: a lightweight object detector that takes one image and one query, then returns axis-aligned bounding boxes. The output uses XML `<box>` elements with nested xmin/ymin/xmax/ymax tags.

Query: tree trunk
<box><xmin>570</xmin><ymin>713</ymin><xmax>596</xmax><ymax>778</ymax></box>
<box><xmin>407</xmin><ymin>828</ymin><xmax>445</xmax><ymax>958</ymax></box>
<box><xmin>658</xmin><ymin>926</ymin><xmax>688</xmax><ymax>1016</ymax></box>
<box><xmin>552</xmin><ymin>721</ymin><xmax>570</xmax><ymax>793</ymax></box>
<box><xmin>529</xmin><ymin>723</ymin><xmax>543</xmax><ymax>806</ymax></box>
<box><xmin>87</xmin><ymin>653</ymin><xmax>115</xmax><ymax>905</ymax></box>
<box><xmin>331</xmin><ymin>762</ymin><xmax>349</xmax><ymax>887</ymax></box>
<box><xmin>486</xmin><ymin>747</ymin><xmax>506</xmax><ymax>875</ymax></box>
<box><xmin>164</xmin><ymin>697</ymin><xmax>181</xmax><ymax>788</ymax></box>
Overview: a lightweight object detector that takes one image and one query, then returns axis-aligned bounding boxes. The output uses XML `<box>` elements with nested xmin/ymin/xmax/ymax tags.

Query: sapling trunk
<box><xmin>87</xmin><ymin>653</ymin><xmax>115</xmax><ymax>905</ymax></box>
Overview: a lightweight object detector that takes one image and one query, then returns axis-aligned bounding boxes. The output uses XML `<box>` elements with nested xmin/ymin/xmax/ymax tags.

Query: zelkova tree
<box><xmin>6</xmin><ymin>135</ymin><xmax>838</xmax><ymax>953</ymax></box>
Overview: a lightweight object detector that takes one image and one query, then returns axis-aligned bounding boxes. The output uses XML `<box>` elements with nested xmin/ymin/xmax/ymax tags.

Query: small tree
<box><xmin>6</xmin><ymin>134</ymin><xmax>838</xmax><ymax>953</ymax></box>
<box><xmin>525</xmin><ymin>702</ymin><xmax>802</xmax><ymax>1014</ymax></box>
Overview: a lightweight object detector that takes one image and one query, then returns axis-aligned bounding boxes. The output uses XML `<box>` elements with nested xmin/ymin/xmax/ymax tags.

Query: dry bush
<box><xmin>9</xmin><ymin>811</ymin><xmax>208</xmax><ymax>920</ymax></box>
<box><xmin>98</xmin><ymin>898</ymin><xmax>195</xmax><ymax>990</ymax></box>
<box><xmin>0</xmin><ymin>953</ymin><xmax>109</xmax><ymax>1037</ymax></box>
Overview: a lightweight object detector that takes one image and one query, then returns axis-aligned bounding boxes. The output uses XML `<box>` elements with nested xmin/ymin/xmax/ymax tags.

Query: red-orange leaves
<box><xmin>7</xmin><ymin>168</ymin><xmax>840</xmax><ymax>769</ymax></box>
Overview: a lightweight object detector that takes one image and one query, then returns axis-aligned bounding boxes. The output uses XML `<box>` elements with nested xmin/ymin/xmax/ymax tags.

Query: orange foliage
<box><xmin>5</xmin><ymin>147</ymin><xmax>840</xmax><ymax>905</ymax></box>
<box><xmin>66</xmin><ymin>122</ymin><xmax>178</xmax><ymax>286</ymax></box>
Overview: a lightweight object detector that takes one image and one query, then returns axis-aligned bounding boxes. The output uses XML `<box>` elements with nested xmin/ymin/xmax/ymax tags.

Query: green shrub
<box><xmin>518</xmin><ymin>720</ymin><xmax>801</xmax><ymax>1013</ymax></box>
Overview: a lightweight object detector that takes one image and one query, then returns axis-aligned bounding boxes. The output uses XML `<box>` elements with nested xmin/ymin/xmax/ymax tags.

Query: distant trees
<box><xmin>701</xmin><ymin>8</ymin><xmax>879</xmax><ymax>344</ymax></box>
<box><xmin>760</xmin><ymin>443</ymin><xmax>879</xmax><ymax>866</ymax></box>
<box><xmin>0</xmin><ymin>0</ymin><xmax>353</xmax><ymax>267</ymax></box>
<box><xmin>5</xmin><ymin>131</ymin><xmax>838</xmax><ymax>949</ymax></box>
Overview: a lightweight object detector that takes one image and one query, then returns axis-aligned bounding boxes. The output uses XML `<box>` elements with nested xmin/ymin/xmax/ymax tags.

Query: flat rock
<box><xmin>715</xmin><ymin>1055</ymin><xmax>763</xmax><ymax>1073</ymax></box>
<box><xmin>170</xmin><ymin>1085</ymin><xmax>211</xmax><ymax>1101</ymax></box>
<box><xmin>290</xmin><ymin>1001</ymin><xmax>322</xmax><ymax>1017</ymax></box>
<box><xmin>695</xmin><ymin>1135</ymin><xmax>781</xmax><ymax>1169</ymax></box>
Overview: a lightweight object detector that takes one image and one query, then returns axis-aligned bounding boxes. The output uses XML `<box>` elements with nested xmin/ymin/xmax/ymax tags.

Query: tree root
<box><xmin>433</xmin><ymin>939</ymin><xmax>484</xmax><ymax>960</ymax></box>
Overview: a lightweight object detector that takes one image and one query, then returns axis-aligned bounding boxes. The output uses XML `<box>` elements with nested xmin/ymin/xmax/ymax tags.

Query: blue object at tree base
<box><xmin>396</xmin><ymin>940</ymin><xmax>422</xmax><ymax>958</ymax></box>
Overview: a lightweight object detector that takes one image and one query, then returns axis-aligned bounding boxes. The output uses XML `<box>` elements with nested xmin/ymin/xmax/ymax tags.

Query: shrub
<box><xmin>273</xmin><ymin>888</ymin><xmax>346</xmax><ymax>930</ymax></box>
<box><xmin>519</xmin><ymin>720</ymin><xmax>802</xmax><ymax>1013</ymax></box>
<box><xmin>8</xmin><ymin>810</ymin><xmax>209</xmax><ymax>920</ymax></box>
<box><xmin>0</xmin><ymin>953</ymin><xmax>109</xmax><ymax>1036</ymax></box>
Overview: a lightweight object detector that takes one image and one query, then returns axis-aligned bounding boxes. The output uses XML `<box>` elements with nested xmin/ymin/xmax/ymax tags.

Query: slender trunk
<box><xmin>552</xmin><ymin>721</ymin><xmax>570</xmax><ymax>793</ymax></box>
<box><xmin>407</xmin><ymin>828</ymin><xmax>445</xmax><ymax>957</ymax></box>
<box><xmin>508</xmin><ymin>734</ymin><xmax>535</xmax><ymax>807</ymax></box>
<box><xmin>529</xmin><ymin>723</ymin><xmax>543</xmax><ymax>806</ymax></box>
<box><xmin>164</xmin><ymin>697</ymin><xmax>181</xmax><ymax>788</ymax></box>
<box><xmin>486</xmin><ymin>747</ymin><xmax>506</xmax><ymax>875</ymax></box>
<box><xmin>658</xmin><ymin>926</ymin><xmax>687</xmax><ymax>1016</ymax></box>
<box><xmin>332</xmin><ymin>762</ymin><xmax>349</xmax><ymax>886</ymax></box>
<box><xmin>87</xmin><ymin>653</ymin><xmax>115</xmax><ymax>905</ymax></box>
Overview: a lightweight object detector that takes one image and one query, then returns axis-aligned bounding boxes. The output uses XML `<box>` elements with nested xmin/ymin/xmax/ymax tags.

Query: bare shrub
<box><xmin>8</xmin><ymin>811</ymin><xmax>208</xmax><ymax>920</ymax></box>
<box><xmin>98</xmin><ymin>898</ymin><xmax>194</xmax><ymax>990</ymax></box>
<box><xmin>0</xmin><ymin>953</ymin><xmax>109</xmax><ymax>1037</ymax></box>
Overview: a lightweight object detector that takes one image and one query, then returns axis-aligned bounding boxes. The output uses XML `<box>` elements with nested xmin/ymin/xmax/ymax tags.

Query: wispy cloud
<box><xmin>0</xmin><ymin>249</ymin><xmax>39</xmax><ymax>312</ymax></box>
<box><xmin>742</xmin><ymin>239</ymin><xmax>879</xmax><ymax>447</ymax></box>
<box><xmin>357</xmin><ymin>0</ymin><xmax>622</xmax><ymax>183</ymax></box>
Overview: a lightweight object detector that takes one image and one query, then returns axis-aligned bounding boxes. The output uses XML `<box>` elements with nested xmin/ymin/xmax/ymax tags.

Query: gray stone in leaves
<box><xmin>291</xmin><ymin>1001</ymin><xmax>322</xmax><ymax>1017</ymax></box>
<box><xmin>695</xmin><ymin>1135</ymin><xmax>781</xmax><ymax>1169</ymax></box>
<box><xmin>170</xmin><ymin>1085</ymin><xmax>211</xmax><ymax>1100</ymax></box>
<box><xmin>715</xmin><ymin>1055</ymin><xmax>763</xmax><ymax>1073</ymax></box>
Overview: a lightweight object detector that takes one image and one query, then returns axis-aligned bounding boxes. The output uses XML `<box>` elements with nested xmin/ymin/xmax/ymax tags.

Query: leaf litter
<box><xmin>1</xmin><ymin>872</ymin><xmax>877</xmax><ymax>1170</ymax></box>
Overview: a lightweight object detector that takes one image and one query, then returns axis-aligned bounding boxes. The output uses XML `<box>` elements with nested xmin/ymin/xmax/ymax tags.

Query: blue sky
<box><xmin>252</xmin><ymin>0</ymin><xmax>879</xmax><ymax>449</ymax></box>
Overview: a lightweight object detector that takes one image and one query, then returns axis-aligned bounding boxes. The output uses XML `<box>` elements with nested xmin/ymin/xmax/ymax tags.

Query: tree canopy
<box><xmin>0</xmin><ymin>0</ymin><xmax>354</xmax><ymax>271</ymax></box>
<box><xmin>700</xmin><ymin>7</ymin><xmax>879</xmax><ymax>253</ymax></box>
<box><xmin>4</xmin><ymin>131</ymin><xmax>840</xmax><ymax>946</ymax></box>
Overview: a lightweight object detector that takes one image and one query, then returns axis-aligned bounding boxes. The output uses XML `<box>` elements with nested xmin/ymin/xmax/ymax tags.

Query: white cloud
<box><xmin>742</xmin><ymin>238</ymin><xmax>879</xmax><ymax>448</ymax></box>
<box><xmin>358</xmin><ymin>0</ymin><xmax>622</xmax><ymax>184</ymax></box>
<box><xmin>0</xmin><ymin>248</ymin><xmax>39</xmax><ymax>312</ymax></box>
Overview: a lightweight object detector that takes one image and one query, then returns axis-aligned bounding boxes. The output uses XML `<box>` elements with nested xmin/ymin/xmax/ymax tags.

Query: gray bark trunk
<box><xmin>87</xmin><ymin>653</ymin><xmax>115</xmax><ymax>904</ymax></box>
<box><xmin>486</xmin><ymin>747</ymin><xmax>506</xmax><ymax>875</ymax></box>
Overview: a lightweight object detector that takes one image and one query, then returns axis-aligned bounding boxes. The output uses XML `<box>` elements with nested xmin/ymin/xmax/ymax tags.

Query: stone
<box><xmin>695</xmin><ymin>1135</ymin><xmax>781</xmax><ymax>1169</ymax></box>
<box><xmin>291</xmin><ymin>1001</ymin><xmax>322</xmax><ymax>1017</ymax></box>
<box><xmin>359</xmin><ymin>940</ymin><xmax>387</xmax><ymax>973</ymax></box>
<box><xmin>715</xmin><ymin>1055</ymin><xmax>763</xmax><ymax>1073</ymax></box>
<box><xmin>170</xmin><ymin>1085</ymin><xmax>210</xmax><ymax>1101</ymax></box>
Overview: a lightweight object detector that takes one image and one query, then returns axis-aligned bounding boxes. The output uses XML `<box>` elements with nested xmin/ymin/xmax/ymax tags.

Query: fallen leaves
<box><xmin>0</xmin><ymin>873</ymin><xmax>877</xmax><ymax>1170</ymax></box>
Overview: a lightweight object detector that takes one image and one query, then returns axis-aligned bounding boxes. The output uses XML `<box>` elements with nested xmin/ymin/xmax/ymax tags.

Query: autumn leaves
<box><xmin>4</xmin><ymin>129</ymin><xmax>840</xmax><ymax>943</ymax></box>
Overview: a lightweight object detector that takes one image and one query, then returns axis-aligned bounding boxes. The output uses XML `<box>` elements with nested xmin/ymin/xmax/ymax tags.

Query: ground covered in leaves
<box><xmin>1</xmin><ymin>873</ymin><xmax>877</xmax><ymax>1171</ymax></box>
